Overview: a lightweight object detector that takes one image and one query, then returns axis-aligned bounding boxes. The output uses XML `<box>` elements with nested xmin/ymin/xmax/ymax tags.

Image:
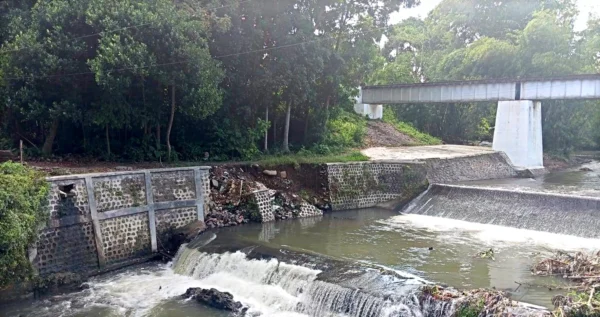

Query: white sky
<box><xmin>390</xmin><ymin>0</ymin><xmax>600</xmax><ymax>31</ymax></box>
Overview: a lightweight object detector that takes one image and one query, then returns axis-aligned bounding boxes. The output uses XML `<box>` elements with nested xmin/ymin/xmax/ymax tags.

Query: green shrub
<box><xmin>324</xmin><ymin>110</ymin><xmax>367</xmax><ymax>148</ymax></box>
<box><xmin>0</xmin><ymin>162</ymin><xmax>50</xmax><ymax>288</ymax></box>
<box><xmin>382</xmin><ymin>108</ymin><xmax>442</xmax><ymax>145</ymax></box>
<box><xmin>257</xmin><ymin>150</ymin><xmax>369</xmax><ymax>167</ymax></box>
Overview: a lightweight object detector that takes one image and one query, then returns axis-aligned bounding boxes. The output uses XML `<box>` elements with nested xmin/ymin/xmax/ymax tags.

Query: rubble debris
<box><xmin>263</xmin><ymin>170</ymin><xmax>278</xmax><ymax>176</ymax></box>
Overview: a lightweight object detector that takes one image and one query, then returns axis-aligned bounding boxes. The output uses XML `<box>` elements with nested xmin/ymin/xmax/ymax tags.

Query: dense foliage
<box><xmin>0</xmin><ymin>0</ymin><xmax>598</xmax><ymax>160</ymax></box>
<box><xmin>0</xmin><ymin>161</ymin><xmax>49</xmax><ymax>288</ymax></box>
<box><xmin>0</xmin><ymin>0</ymin><xmax>416</xmax><ymax>161</ymax></box>
<box><xmin>371</xmin><ymin>0</ymin><xmax>600</xmax><ymax>153</ymax></box>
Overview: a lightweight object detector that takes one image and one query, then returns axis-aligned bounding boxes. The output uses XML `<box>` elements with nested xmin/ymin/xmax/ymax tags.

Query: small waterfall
<box><xmin>402</xmin><ymin>184</ymin><xmax>600</xmax><ymax>238</ymax></box>
<box><xmin>171</xmin><ymin>245</ymin><xmax>452</xmax><ymax>317</ymax></box>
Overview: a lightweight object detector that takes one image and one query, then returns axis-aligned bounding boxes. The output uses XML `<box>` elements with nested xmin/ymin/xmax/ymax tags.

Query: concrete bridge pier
<box><xmin>354</xmin><ymin>89</ymin><xmax>383</xmax><ymax>120</ymax></box>
<box><xmin>492</xmin><ymin>100</ymin><xmax>543</xmax><ymax>168</ymax></box>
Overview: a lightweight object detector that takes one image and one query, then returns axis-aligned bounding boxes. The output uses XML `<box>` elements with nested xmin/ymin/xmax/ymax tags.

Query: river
<box><xmin>459</xmin><ymin>160</ymin><xmax>600</xmax><ymax>197</ymax></box>
<box><xmin>3</xmin><ymin>208</ymin><xmax>599</xmax><ymax>317</ymax></box>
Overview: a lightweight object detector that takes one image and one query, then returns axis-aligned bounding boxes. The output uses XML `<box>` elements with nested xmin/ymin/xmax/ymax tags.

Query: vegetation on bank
<box><xmin>0</xmin><ymin>162</ymin><xmax>50</xmax><ymax>288</ymax></box>
<box><xmin>382</xmin><ymin>109</ymin><xmax>442</xmax><ymax>146</ymax></box>
<box><xmin>256</xmin><ymin>151</ymin><xmax>369</xmax><ymax>168</ymax></box>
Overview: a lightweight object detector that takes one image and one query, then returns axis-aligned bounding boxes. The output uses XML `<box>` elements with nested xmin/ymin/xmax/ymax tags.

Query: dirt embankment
<box><xmin>544</xmin><ymin>154</ymin><xmax>593</xmax><ymax>171</ymax></box>
<box><xmin>204</xmin><ymin>164</ymin><xmax>330</xmax><ymax>228</ymax></box>
<box><xmin>363</xmin><ymin>120</ymin><xmax>416</xmax><ymax>148</ymax></box>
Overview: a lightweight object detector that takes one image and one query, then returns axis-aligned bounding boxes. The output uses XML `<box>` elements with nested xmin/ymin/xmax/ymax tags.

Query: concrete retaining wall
<box><xmin>425</xmin><ymin>152</ymin><xmax>517</xmax><ymax>184</ymax></box>
<box><xmin>34</xmin><ymin>167</ymin><xmax>210</xmax><ymax>276</ymax></box>
<box><xmin>327</xmin><ymin>162</ymin><xmax>429</xmax><ymax>211</ymax></box>
<box><xmin>327</xmin><ymin>152</ymin><xmax>518</xmax><ymax>211</ymax></box>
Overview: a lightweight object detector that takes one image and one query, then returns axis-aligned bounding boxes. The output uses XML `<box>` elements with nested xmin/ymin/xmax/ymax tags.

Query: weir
<box><xmin>171</xmin><ymin>243</ymin><xmax>437</xmax><ymax>317</ymax></box>
<box><xmin>402</xmin><ymin>184</ymin><xmax>600</xmax><ymax>238</ymax></box>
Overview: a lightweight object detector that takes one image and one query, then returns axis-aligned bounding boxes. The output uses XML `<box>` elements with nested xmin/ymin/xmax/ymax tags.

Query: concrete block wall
<box><xmin>34</xmin><ymin>167</ymin><xmax>210</xmax><ymax>275</ymax></box>
<box><xmin>251</xmin><ymin>190</ymin><xmax>323</xmax><ymax>222</ymax></box>
<box><xmin>425</xmin><ymin>152</ymin><xmax>517</xmax><ymax>184</ymax></box>
<box><xmin>327</xmin><ymin>162</ymin><xmax>429</xmax><ymax>211</ymax></box>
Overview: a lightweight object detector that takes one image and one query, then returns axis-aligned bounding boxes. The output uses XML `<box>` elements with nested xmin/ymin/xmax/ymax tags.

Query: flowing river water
<box><xmin>2</xmin><ymin>161</ymin><xmax>600</xmax><ymax>317</ymax></box>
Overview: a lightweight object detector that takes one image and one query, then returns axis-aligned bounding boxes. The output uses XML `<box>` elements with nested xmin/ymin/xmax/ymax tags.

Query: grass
<box><xmin>255</xmin><ymin>150</ymin><xmax>369</xmax><ymax>167</ymax></box>
<box><xmin>382</xmin><ymin>108</ymin><xmax>442</xmax><ymax>146</ymax></box>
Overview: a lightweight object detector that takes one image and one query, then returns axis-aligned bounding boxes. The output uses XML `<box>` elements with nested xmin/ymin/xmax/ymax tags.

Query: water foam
<box><xmin>401</xmin><ymin>184</ymin><xmax>600</xmax><ymax>238</ymax></box>
<box><xmin>383</xmin><ymin>214</ymin><xmax>600</xmax><ymax>251</ymax></box>
<box><xmin>171</xmin><ymin>246</ymin><xmax>438</xmax><ymax>317</ymax></box>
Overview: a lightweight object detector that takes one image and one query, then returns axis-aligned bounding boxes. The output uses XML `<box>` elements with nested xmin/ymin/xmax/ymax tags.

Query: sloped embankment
<box><xmin>363</xmin><ymin>120</ymin><xmax>418</xmax><ymax>147</ymax></box>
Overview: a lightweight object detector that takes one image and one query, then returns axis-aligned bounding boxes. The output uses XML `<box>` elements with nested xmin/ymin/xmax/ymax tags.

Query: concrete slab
<box><xmin>361</xmin><ymin>145</ymin><xmax>497</xmax><ymax>161</ymax></box>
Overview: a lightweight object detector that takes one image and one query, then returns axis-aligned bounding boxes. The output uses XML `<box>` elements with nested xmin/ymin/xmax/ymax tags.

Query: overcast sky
<box><xmin>390</xmin><ymin>0</ymin><xmax>600</xmax><ymax>31</ymax></box>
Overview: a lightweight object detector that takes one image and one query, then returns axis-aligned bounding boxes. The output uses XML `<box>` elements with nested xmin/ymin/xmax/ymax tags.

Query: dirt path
<box><xmin>361</xmin><ymin>145</ymin><xmax>496</xmax><ymax>161</ymax></box>
<box><xmin>363</xmin><ymin>121</ymin><xmax>416</xmax><ymax>147</ymax></box>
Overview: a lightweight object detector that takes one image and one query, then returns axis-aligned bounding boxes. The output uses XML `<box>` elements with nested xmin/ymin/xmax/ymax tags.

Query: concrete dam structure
<box><xmin>402</xmin><ymin>184</ymin><xmax>600</xmax><ymax>239</ymax></box>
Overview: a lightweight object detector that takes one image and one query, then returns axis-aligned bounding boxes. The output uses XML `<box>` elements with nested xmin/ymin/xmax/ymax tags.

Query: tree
<box><xmin>371</xmin><ymin>0</ymin><xmax>599</xmax><ymax>152</ymax></box>
<box><xmin>1</xmin><ymin>0</ymin><xmax>223</xmax><ymax>159</ymax></box>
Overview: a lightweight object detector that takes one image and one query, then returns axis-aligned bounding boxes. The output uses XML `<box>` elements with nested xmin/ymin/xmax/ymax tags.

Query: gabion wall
<box><xmin>327</xmin><ymin>162</ymin><xmax>428</xmax><ymax>211</ymax></box>
<box><xmin>47</xmin><ymin>179</ymin><xmax>89</xmax><ymax>220</ymax></box>
<box><xmin>36</xmin><ymin>167</ymin><xmax>210</xmax><ymax>276</ymax></box>
<box><xmin>100</xmin><ymin>213</ymin><xmax>151</xmax><ymax>265</ymax></box>
<box><xmin>426</xmin><ymin>152</ymin><xmax>517</xmax><ymax>183</ymax></box>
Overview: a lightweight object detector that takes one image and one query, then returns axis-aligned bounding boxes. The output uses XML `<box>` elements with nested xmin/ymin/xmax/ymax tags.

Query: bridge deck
<box><xmin>361</xmin><ymin>74</ymin><xmax>600</xmax><ymax>104</ymax></box>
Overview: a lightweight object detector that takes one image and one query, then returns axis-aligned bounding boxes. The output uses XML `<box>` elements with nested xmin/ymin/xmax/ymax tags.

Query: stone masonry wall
<box><xmin>35</xmin><ymin>167</ymin><xmax>210</xmax><ymax>276</ymax></box>
<box><xmin>425</xmin><ymin>152</ymin><xmax>517</xmax><ymax>184</ymax></box>
<box><xmin>327</xmin><ymin>152</ymin><xmax>518</xmax><ymax>211</ymax></box>
<box><xmin>327</xmin><ymin>162</ymin><xmax>429</xmax><ymax>211</ymax></box>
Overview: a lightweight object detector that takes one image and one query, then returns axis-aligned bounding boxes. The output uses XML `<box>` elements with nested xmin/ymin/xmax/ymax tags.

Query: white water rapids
<box><xmin>2</xmin><ymin>246</ymin><xmax>433</xmax><ymax>317</ymax></box>
<box><xmin>170</xmin><ymin>247</ymin><xmax>434</xmax><ymax>317</ymax></box>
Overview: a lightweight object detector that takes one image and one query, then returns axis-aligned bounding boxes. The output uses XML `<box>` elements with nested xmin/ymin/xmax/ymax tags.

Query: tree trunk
<box><xmin>82</xmin><ymin>124</ymin><xmax>87</xmax><ymax>151</ymax></box>
<box><xmin>273</xmin><ymin>119</ymin><xmax>277</xmax><ymax>146</ymax></box>
<box><xmin>282</xmin><ymin>103</ymin><xmax>291</xmax><ymax>153</ymax></box>
<box><xmin>105</xmin><ymin>124</ymin><xmax>111</xmax><ymax>157</ymax></box>
<box><xmin>166</xmin><ymin>85</ymin><xmax>176</xmax><ymax>160</ymax></box>
<box><xmin>156</xmin><ymin>124</ymin><xmax>161</xmax><ymax>150</ymax></box>
<box><xmin>303</xmin><ymin>108</ymin><xmax>310</xmax><ymax>144</ymax></box>
<box><xmin>323</xmin><ymin>95</ymin><xmax>331</xmax><ymax>135</ymax></box>
<box><xmin>42</xmin><ymin>119</ymin><xmax>59</xmax><ymax>155</ymax></box>
<box><xmin>264</xmin><ymin>106</ymin><xmax>269</xmax><ymax>152</ymax></box>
